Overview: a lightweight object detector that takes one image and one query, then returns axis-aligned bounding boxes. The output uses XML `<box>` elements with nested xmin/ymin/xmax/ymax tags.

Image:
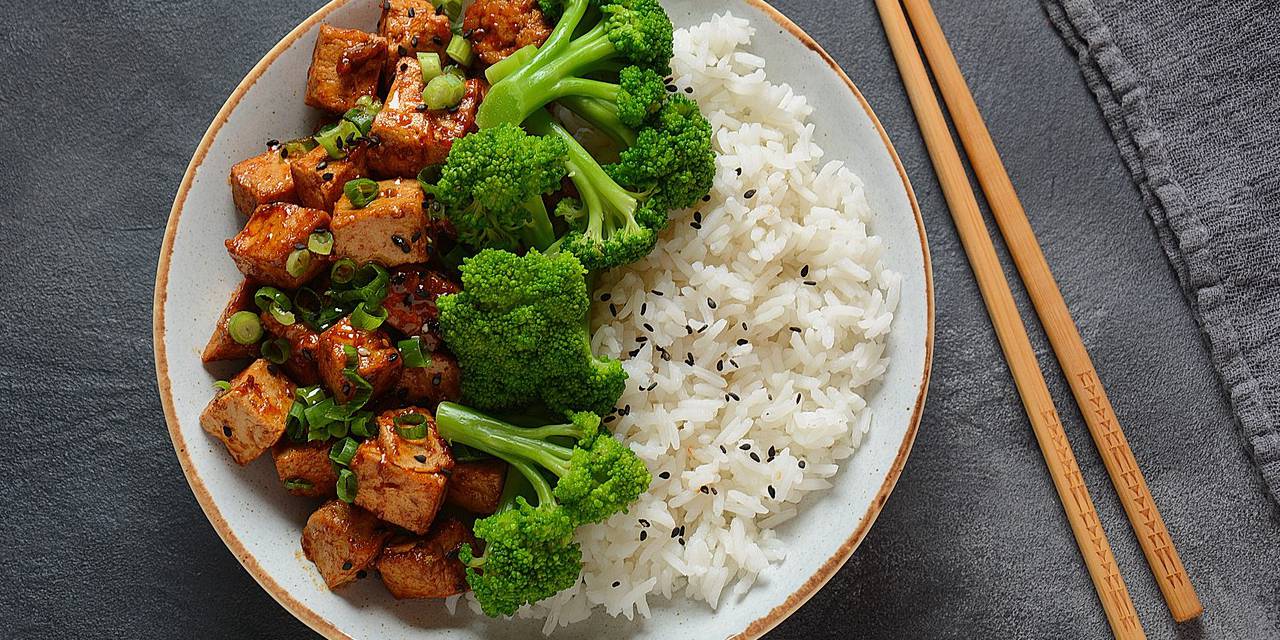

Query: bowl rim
<box><xmin>151</xmin><ymin>1</ymin><xmax>935</xmax><ymax>637</ymax></box>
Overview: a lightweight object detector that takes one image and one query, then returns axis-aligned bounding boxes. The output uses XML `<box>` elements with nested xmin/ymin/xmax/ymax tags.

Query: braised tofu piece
<box><xmin>291</xmin><ymin>144</ymin><xmax>369</xmax><ymax>211</ymax></box>
<box><xmin>225</xmin><ymin>203</ymin><xmax>330</xmax><ymax>289</ymax></box>
<box><xmin>446</xmin><ymin>459</ymin><xmax>508</xmax><ymax>515</ymax></box>
<box><xmin>199</xmin><ymin>359</ymin><xmax>295</xmax><ymax>465</ymax></box>
<box><xmin>260</xmin><ymin>311</ymin><xmax>323</xmax><ymax>386</ymax></box>
<box><xmin>377</xmin><ymin>0</ymin><xmax>453</xmax><ymax>78</ymax></box>
<box><xmin>463</xmin><ymin>0</ymin><xmax>552</xmax><ymax>66</ymax></box>
<box><xmin>272</xmin><ymin>440</ymin><xmax>339</xmax><ymax>498</ymax></box>
<box><xmin>305</xmin><ymin>25</ymin><xmax>388</xmax><ymax>114</ymax></box>
<box><xmin>392</xmin><ymin>352</ymin><xmax>462</xmax><ymax>408</ymax></box>
<box><xmin>316</xmin><ymin>318</ymin><xmax>403</xmax><ymax>403</ymax></box>
<box><xmin>201</xmin><ymin>279</ymin><xmax>260</xmax><ymax>363</ymax></box>
<box><xmin>301</xmin><ymin>500</ymin><xmax>391</xmax><ymax>589</ymax></box>
<box><xmin>385</xmin><ymin>266</ymin><xmax>459</xmax><ymax>346</ymax></box>
<box><xmin>377</xmin><ymin>516</ymin><xmax>475</xmax><ymax>599</ymax></box>
<box><xmin>368</xmin><ymin>57</ymin><xmax>486</xmax><ymax>177</ymax></box>
<box><xmin>332</xmin><ymin>179</ymin><xmax>429</xmax><ymax>267</ymax></box>
<box><xmin>350</xmin><ymin>407</ymin><xmax>454</xmax><ymax>533</ymax></box>
<box><xmin>229</xmin><ymin>148</ymin><xmax>297</xmax><ymax>216</ymax></box>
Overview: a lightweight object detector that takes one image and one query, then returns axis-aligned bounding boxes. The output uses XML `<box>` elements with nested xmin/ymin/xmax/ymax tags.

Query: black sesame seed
<box><xmin>735</xmin><ymin>167</ymin><xmax>743</xmax><ymax>176</ymax></box>
<box><xmin>382</xmin><ymin>0</ymin><xmax>391</xmax><ymax>9</ymax></box>
<box><xmin>710</xmin><ymin>487</ymin><xmax>718</xmax><ymax>495</ymax></box>
<box><xmin>801</xmin><ymin>264</ymin><xmax>810</xmax><ymax>277</ymax></box>
<box><xmin>651</xmin><ymin>289</ymin><xmax>664</xmax><ymax>296</ymax></box>
<box><xmin>730</xmin><ymin>359</ymin><xmax>739</xmax><ymax>368</ymax></box>
<box><xmin>357</xmin><ymin>570</ymin><xmax>368</xmax><ymax>579</ymax></box>
<box><xmin>639</xmin><ymin>519</ymin><xmax>650</xmax><ymax>527</ymax></box>
<box><xmin>646</xmin><ymin>382</ymin><xmax>658</xmax><ymax>391</ymax></box>
<box><xmin>707</xmin><ymin>297</ymin><xmax>717</xmax><ymax>309</ymax></box>
<box><xmin>724</xmin><ymin>394</ymin><xmax>732</xmax><ymax>402</ymax></box>
<box><xmin>342</xmin><ymin>561</ymin><xmax>353</xmax><ymax>571</ymax></box>
<box><xmin>699</xmin><ymin>486</ymin><xmax>709</xmax><ymax>494</ymax></box>
<box><xmin>322</xmin><ymin>172</ymin><xmax>334</xmax><ymax>182</ymax></box>
<box><xmin>697</xmin><ymin>324</ymin><xmax>707</xmax><ymax>334</ymax></box>
<box><xmin>435</xmin><ymin>3</ymin><xmax>445</xmax><ymax>14</ymax></box>
<box><xmin>768</xmin><ymin>485</ymin><xmax>776</xmax><ymax>499</ymax></box>
<box><xmin>768</xmin><ymin>445</ymin><xmax>777</xmax><ymax>458</ymax></box>
<box><xmin>431</xmin><ymin>373</ymin><xmax>442</xmax><ymax>386</ymax></box>
<box><xmin>744</xmin><ymin>189</ymin><xmax>757</xmax><ymax>199</ymax></box>
<box><xmin>804</xmin><ymin>280</ymin><xmax>818</xmax><ymax>286</ymax></box>
<box><xmin>799</xmin><ymin>460</ymin><xmax>806</xmax><ymax>469</ymax></box>
<box><xmin>684</xmin><ymin>87</ymin><xmax>693</xmax><ymax>94</ymax></box>
<box><xmin>400</xmin><ymin>62</ymin><xmax>409</xmax><ymax>72</ymax></box>
<box><xmin>412</xmin><ymin>35</ymin><xmax>420</xmax><ymax>47</ymax></box>
<box><xmin>739</xmin><ymin>443</ymin><xmax>750</xmax><ymax>450</ymax></box>
<box><xmin>665</xmin><ymin>84</ymin><xmax>678</xmax><ymax>92</ymax></box>
<box><xmin>703</xmin><ymin>194</ymin><xmax>712</xmax><ymax>202</ymax></box>
<box><xmin>716</xmin><ymin>360</ymin><xmax>724</xmax><ymax>371</ymax></box>
<box><xmin>720</xmin><ymin>445</ymin><xmax>727</xmax><ymax>454</ymax></box>
<box><xmin>640</xmin><ymin>303</ymin><xmax>647</xmax><ymax>315</ymax></box>
<box><xmin>628</xmin><ymin>348</ymin><xmax>641</xmax><ymax>358</ymax></box>
<box><xmin>267</xmin><ymin>138</ymin><xmax>280</xmax><ymax>147</ymax></box>
<box><xmin>671</xmin><ymin>527</ymin><xmax>681</xmax><ymax>538</ymax></box>
<box><xmin>316</xmin><ymin>160</ymin><xmax>328</xmax><ymax>170</ymax></box>
<box><xmin>659</xmin><ymin>471</ymin><xmax>670</xmax><ymax>479</ymax></box>
<box><xmin>737</xmin><ymin>339</ymin><xmax>749</xmax><ymax>346</ymax></box>
<box><xmin>609</xmin><ymin>303</ymin><xmax>618</xmax><ymax>316</ymax></box>
<box><xmin>750</xmin><ymin>452</ymin><xmax>760</xmax><ymax>462</ymax></box>
<box><xmin>414</xmin><ymin>454</ymin><xmax>427</xmax><ymax>463</ymax></box>
<box><xmin>640</xmin><ymin>530</ymin><xmax>648</xmax><ymax>541</ymax></box>
<box><xmin>388</xmin><ymin>353</ymin><xmax>400</xmax><ymax>362</ymax></box>
<box><xmin>643</xmin><ymin>323</ymin><xmax>654</xmax><ymax>332</ymax></box>
<box><xmin>399</xmin><ymin>45</ymin><xmax>410</xmax><ymax>58</ymax></box>
<box><xmin>604</xmin><ymin>415</ymin><xmax>617</xmax><ymax>423</ymax></box>
<box><xmin>222</xmin><ymin>426</ymin><xmax>233</xmax><ymax>437</ymax></box>
<box><xmin>693</xmin><ymin>211</ymin><xmax>702</xmax><ymax>223</ymax></box>
<box><xmin>432</xmin><ymin>35</ymin><xmax>444</xmax><ymax>45</ymax></box>
<box><xmin>728</xmin><ymin>392</ymin><xmax>740</xmax><ymax>401</ymax></box>
<box><xmin>741</xmin><ymin>322</ymin><xmax>748</xmax><ymax>331</ymax></box>
<box><xmin>791</xmin><ymin>327</ymin><xmax>802</xmax><ymax>333</ymax></box>
<box><xmin>795</xmin><ymin>393</ymin><xmax>802</xmax><ymax>404</ymax></box>
<box><xmin>416</xmin><ymin>103</ymin><xmax>428</xmax><ymax>112</ymax></box>
<box><xmin>391</xmin><ymin>234</ymin><xmax>411</xmax><ymax>253</ymax></box>
<box><xmin>678</xmin><ymin>537</ymin><xmax>685</xmax><ymax>545</ymax></box>
<box><xmin>685</xmin><ymin>324</ymin><xmax>693</xmax><ymax>335</ymax></box>
<box><xmin>613</xmin><ymin>581</ymin><xmax>621</xmax><ymax>588</ymax></box>
<box><xmin>294</xmin><ymin>242</ymin><xmax>307</xmax><ymax>251</ymax></box>
<box><xmin>691</xmin><ymin>222</ymin><xmax>702</xmax><ymax>230</ymax></box>
<box><xmin>407</xmin><ymin>6</ymin><xmax>415</xmax><ymax>17</ymax></box>
<box><xmin>601</xmin><ymin>292</ymin><xmax>612</xmax><ymax>301</ymax></box>
<box><xmin>636</xmin><ymin>336</ymin><xmax>648</xmax><ymax>343</ymax></box>
<box><xmin>685</xmin><ymin>353</ymin><xmax>695</xmax><ymax>366</ymax></box>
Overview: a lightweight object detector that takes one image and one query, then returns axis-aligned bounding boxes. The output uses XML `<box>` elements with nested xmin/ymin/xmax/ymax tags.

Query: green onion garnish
<box><xmin>286</xmin><ymin>248</ymin><xmax>313</xmax><ymax>278</ymax></box>
<box><xmin>261</xmin><ymin>337</ymin><xmax>292</xmax><ymax>364</ymax></box>
<box><xmin>341</xmin><ymin>370</ymin><xmax>374</xmax><ymax>414</ymax></box>
<box><xmin>445</xmin><ymin>34</ymin><xmax>473</xmax><ymax>66</ymax></box>
<box><xmin>351</xmin><ymin>302</ymin><xmax>388</xmax><ymax>331</ymax></box>
<box><xmin>394</xmin><ymin>413</ymin><xmax>429</xmax><ymax>439</ymax></box>
<box><xmin>423</xmin><ymin>73</ymin><xmax>466</xmax><ymax>111</ymax></box>
<box><xmin>214</xmin><ymin>380</ymin><xmax>232</xmax><ymax>391</ymax></box>
<box><xmin>342</xmin><ymin>344</ymin><xmax>359</xmax><ymax>368</ymax></box>
<box><xmin>296</xmin><ymin>385</ymin><xmax>326</xmax><ymax>406</ymax></box>
<box><xmin>331</xmin><ymin>259</ymin><xmax>358</xmax><ymax>285</ymax></box>
<box><xmin>336</xmin><ymin>469</ymin><xmax>357</xmax><ymax>503</ymax></box>
<box><xmin>342</xmin><ymin>178</ymin><xmax>380</xmax><ymax>209</ymax></box>
<box><xmin>397</xmin><ymin>337</ymin><xmax>432</xmax><ymax>368</ymax></box>
<box><xmin>281</xmin><ymin>137</ymin><xmax>318</xmax><ymax>160</ymax></box>
<box><xmin>329</xmin><ymin>437</ymin><xmax>359</xmax><ymax>466</ymax></box>
<box><xmin>283</xmin><ymin>478</ymin><xmax>314</xmax><ymax>491</ymax></box>
<box><xmin>314</xmin><ymin>119</ymin><xmax>362</xmax><ymax>160</ymax></box>
<box><xmin>349</xmin><ymin>412</ymin><xmax>375</xmax><ymax>438</ymax></box>
<box><xmin>437</xmin><ymin>0</ymin><xmax>463</xmax><ymax>20</ymax></box>
<box><xmin>254</xmin><ymin>287</ymin><xmax>290</xmax><ymax>312</ymax></box>
<box><xmin>307</xmin><ymin>230</ymin><xmax>334</xmax><ymax>255</ymax></box>
<box><xmin>227</xmin><ymin>311</ymin><xmax>263</xmax><ymax>345</ymax></box>
<box><xmin>342</xmin><ymin>96</ymin><xmax>383</xmax><ymax>136</ymax></box>
<box><xmin>418</xmin><ymin>52</ymin><xmax>444</xmax><ymax>84</ymax></box>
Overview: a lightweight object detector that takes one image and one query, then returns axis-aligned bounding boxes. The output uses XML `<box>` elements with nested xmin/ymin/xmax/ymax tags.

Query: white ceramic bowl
<box><xmin>153</xmin><ymin>1</ymin><xmax>933</xmax><ymax>637</ymax></box>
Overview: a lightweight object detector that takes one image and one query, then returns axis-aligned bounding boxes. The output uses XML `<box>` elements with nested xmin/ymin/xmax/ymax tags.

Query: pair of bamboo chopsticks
<box><xmin>873</xmin><ymin>1</ymin><xmax>1203</xmax><ymax>637</ymax></box>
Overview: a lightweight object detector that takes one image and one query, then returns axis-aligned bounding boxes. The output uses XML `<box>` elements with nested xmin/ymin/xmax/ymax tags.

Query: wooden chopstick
<box><xmin>898</xmin><ymin>0</ymin><xmax>1203</xmax><ymax>623</ymax></box>
<box><xmin>873</xmin><ymin>1</ymin><xmax>1145</xmax><ymax>638</ymax></box>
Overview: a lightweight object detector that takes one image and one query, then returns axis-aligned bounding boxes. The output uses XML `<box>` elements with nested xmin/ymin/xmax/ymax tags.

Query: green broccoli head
<box><xmin>461</xmin><ymin>497</ymin><xmax>582</xmax><ymax>617</ymax></box>
<box><xmin>558</xmin><ymin>198</ymin><xmax>663</xmax><ymax>271</ymax></box>
<box><xmin>438</xmin><ymin>249</ymin><xmax>627</xmax><ymax>415</ymax></box>
<box><xmin>555</xmin><ymin>433</ymin><xmax>652</xmax><ymax>525</ymax></box>
<box><xmin>599</xmin><ymin>0</ymin><xmax>674</xmax><ymax>68</ymax></box>
<box><xmin>430</xmin><ymin>123</ymin><xmax>567</xmax><ymax>251</ymax></box>
<box><xmin>616</xmin><ymin>65</ymin><xmax>669</xmax><ymax>127</ymax></box>
<box><xmin>609</xmin><ymin>96</ymin><xmax>716</xmax><ymax>210</ymax></box>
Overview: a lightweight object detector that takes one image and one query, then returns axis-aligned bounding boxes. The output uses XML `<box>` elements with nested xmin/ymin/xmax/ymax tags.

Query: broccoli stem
<box><xmin>558</xmin><ymin>96</ymin><xmax>638</xmax><ymax>147</ymax></box>
<box><xmin>436</xmin><ymin>403</ymin><xmax>574</xmax><ymax>477</ymax></box>
<box><xmin>478</xmin><ymin>20</ymin><xmax>616</xmax><ymax>128</ymax></box>
<box><xmin>507</xmin><ymin>456</ymin><xmax>557</xmax><ymax>506</ymax></box>
<box><xmin>521</xmin><ymin>196</ymin><xmax>557</xmax><ymax>250</ymax></box>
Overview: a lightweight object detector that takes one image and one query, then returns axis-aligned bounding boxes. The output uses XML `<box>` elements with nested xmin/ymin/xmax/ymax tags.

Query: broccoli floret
<box><xmin>440</xmin><ymin>404</ymin><xmax>652</xmax><ymax>616</ymax></box>
<box><xmin>477</xmin><ymin>0</ymin><xmax>674</xmax><ymax>128</ymax></box>
<box><xmin>437</xmin><ymin>249</ymin><xmax>627</xmax><ymax>415</ymax></box>
<box><xmin>423</xmin><ymin>123</ymin><xmax>568</xmax><ymax>252</ymax></box>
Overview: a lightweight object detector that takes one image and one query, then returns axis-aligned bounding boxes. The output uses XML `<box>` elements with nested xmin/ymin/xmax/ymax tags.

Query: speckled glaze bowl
<box><xmin>153</xmin><ymin>1</ymin><xmax>933</xmax><ymax>637</ymax></box>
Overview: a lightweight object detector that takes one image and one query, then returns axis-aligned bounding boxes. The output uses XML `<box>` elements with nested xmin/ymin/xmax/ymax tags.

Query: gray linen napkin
<box><xmin>1042</xmin><ymin>0</ymin><xmax>1280</xmax><ymax>502</ymax></box>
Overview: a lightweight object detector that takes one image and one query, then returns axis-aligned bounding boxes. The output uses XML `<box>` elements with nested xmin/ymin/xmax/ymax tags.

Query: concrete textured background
<box><xmin>1</xmin><ymin>1</ymin><xmax>1276</xmax><ymax>638</ymax></box>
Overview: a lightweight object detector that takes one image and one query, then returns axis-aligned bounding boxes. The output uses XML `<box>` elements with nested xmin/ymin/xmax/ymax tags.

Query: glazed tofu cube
<box><xmin>377</xmin><ymin>516</ymin><xmax>475</xmax><ymax>599</ymax></box>
<box><xmin>377</xmin><ymin>0</ymin><xmax>453</xmax><ymax>78</ymax></box>
<box><xmin>316</xmin><ymin>318</ymin><xmax>403</xmax><ymax>403</ymax></box>
<box><xmin>305</xmin><ymin>25</ymin><xmax>388</xmax><ymax>114</ymax></box>
<box><xmin>291</xmin><ymin>145</ymin><xmax>369</xmax><ymax>212</ymax></box>
<box><xmin>201</xmin><ymin>279</ymin><xmax>261</xmax><ymax>363</ymax></box>
<box><xmin>301</xmin><ymin>500</ymin><xmax>391</xmax><ymax>589</ymax></box>
<box><xmin>463</xmin><ymin>0</ymin><xmax>552</xmax><ymax>66</ymax></box>
<box><xmin>229</xmin><ymin>148</ymin><xmax>297</xmax><ymax>216</ymax></box>
<box><xmin>367</xmin><ymin>57</ymin><xmax>486</xmax><ymax>177</ymax></box>
<box><xmin>331</xmin><ymin>179</ymin><xmax>429</xmax><ymax>267</ymax></box>
<box><xmin>272</xmin><ymin>440</ymin><xmax>339</xmax><ymax>498</ymax></box>
<box><xmin>225</xmin><ymin>203</ymin><xmax>330</xmax><ymax>289</ymax></box>
<box><xmin>350</xmin><ymin>407</ymin><xmax>454</xmax><ymax>533</ymax></box>
<box><xmin>261</xmin><ymin>311</ymin><xmax>322</xmax><ymax>386</ymax></box>
<box><xmin>385</xmin><ymin>265</ymin><xmax>460</xmax><ymax>348</ymax></box>
<box><xmin>446</xmin><ymin>459</ymin><xmax>508</xmax><ymax>515</ymax></box>
<box><xmin>199</xmin><ymin>359</ymin><xmax>296</xmax><ymax>465</ymax></box>
<box><xmin>392</xmin><ymin>351</ymin><xmax>462</xmax><ymax>408</ymax></box>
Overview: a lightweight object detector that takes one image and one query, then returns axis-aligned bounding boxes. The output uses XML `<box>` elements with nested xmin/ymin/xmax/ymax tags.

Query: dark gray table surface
<box><xmin>2</xmin><ymin>1</ymin><xmax>1276</xmax><ymax>638</ymax></box>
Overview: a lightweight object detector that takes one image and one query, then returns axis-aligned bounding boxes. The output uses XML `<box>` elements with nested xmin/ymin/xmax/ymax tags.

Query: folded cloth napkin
<box><xmin>1043</xmin><ymin>0</ymin><xmax>1280</xmax><ymax>503</ymax></box>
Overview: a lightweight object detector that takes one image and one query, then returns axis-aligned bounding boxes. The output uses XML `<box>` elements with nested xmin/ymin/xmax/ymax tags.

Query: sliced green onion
<box><xmin>336</xmin><ymin>468</ymin><xmax>358</xmax><ymax>503</ymax></box>
<box><xmin>485</xmin><ymin>44</ymin><xmax>537</xmax><ymax>84</ymax></box>
<box><xmin>285</xmin><ymin>401</ymin><xmax>308</xmax><ymax>442</ymax></box>
<box><xmin>314</xmin><ymin>119</ymin><xmax>362</xmax><ymax>160</ymax></box>
<box><xmin>269</xmin><ymin>305</ymin><xmax>295</xmax><ymax>326</ymax></box>
<box><xmin>283</xmin><ymin>478</ymin><xmax>314</xmax><ymax>491</ymax></box>
<box><xmin>296</xmin><ymin>385</ymin><xmax>327</xmax><ymax>406</ymax></box>
<box><xmin>328</xmin><ymin>419</ymin><xmax>350</xmax><ymax>440</ymax></box>
<box><xmin>334</xmin><ymin>263</ymin><xmax>390</xmax><ymax>305</ymax></box>
<box><xmin>437</xmin><ymin>0</ymin><xmax>463</xmax><ymax>21</ymax></box>
<box><xmin>341</xmin><ymin>369</ymin><xmax>374</xmax><ymax>414</ymax></box>
<box><xmin>281</xmin><ymin>137</ymin><xmax>318</xmax><ymax>160</ymax></box>
<box><xmin>394</xmin><ymin>412</ymin><xmax>429</xmax><ymax>440</ymax></box>
<box><xmin>445</xmin><ymin>34</ymin><xmax>473</xmax><ymax>66</ymax></box>
<box><xmin>349</xmin><ymin>412</ymin><xmax>375</xmax><ymax>438</ymax></box>
<box><xmin>423</xmin><ymin>73</ymin><xmax>466</xmax><ymax>111</ymax></box>
<box><xmin>329</xmin><ymin>437</ymin><xmax>359</xmax><ymax>466</ymax></box>
<box><xmin>261</xmin><ymin>337</ymin><xmax>292</xmax><ymax>364</ymax></box>
<box><xmin>214</xmin><ymin>380</ymin><xmax>232</xmax><ymax>391</ymax></box>
<box><xmin>342</xmin><ymin>178</ymin><xmax>380</xmax><ymax>209</ymax></box>
<box><xmin>307</xmin><ymin>230</ymin><xmax>334</xmax><ymax>255</ymax></box>
<box><xmin>351</xmin><ymin>303</ymin><xmax>388</xmax><ymax>331</ymax></box>
<box><xmin>355</xmin><ymin>95</ymin><xmax>383</xmax><ymax>112</ymax></box>
<box><xmin>286</xmin><ymin>248</ymin><xmax>313</xmax><ymax>278</ymax></box>
<box><xmin>397</xmin><ymin>337</ymin><xmax>432</xmax><ymax>368</ymax></box>
<box><xmin>227</xmin><ymin>311</ymin><xmax>263</xmax><ymax>345</ymax></box>
<box><xmin>342</xmin><ymin>344</ymin><xmax>359</xmax><ymax>368</ymax></box>
<box><xmin>418</xmin><ymin>52</ymin><xmax>444</xmax><ymax>83</ymax></box>
<box><xmin>331</xmin><ymin>259</ymin><xmax>358</xmax><ymax>285</ymax></box>
<box><xmin>444</xmin><ymin>64</ymin><xmax>466</xmax><ymax>80</ymax></box>
<box><xmin>254</xmin><ymin>287</ymin><xmax>291</xmax><ymax>312</ymax></box>
<box><xmin>342</xmin><ymin>96</ymin><xmax>383</xmax><ymax>136</ymax></box>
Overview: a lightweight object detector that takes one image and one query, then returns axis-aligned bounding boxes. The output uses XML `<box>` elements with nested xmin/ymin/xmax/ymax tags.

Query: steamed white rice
<box><xmin>471</xmin><ymin>12</ymin><xmax>900</xmax><ymax>630</ymax></box>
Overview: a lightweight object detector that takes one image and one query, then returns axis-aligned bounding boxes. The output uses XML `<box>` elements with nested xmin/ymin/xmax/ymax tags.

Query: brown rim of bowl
<box><xmin>152</xmin><ymin>1</ymin><xmax>935</xmax><ymax>639</ymax></box>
